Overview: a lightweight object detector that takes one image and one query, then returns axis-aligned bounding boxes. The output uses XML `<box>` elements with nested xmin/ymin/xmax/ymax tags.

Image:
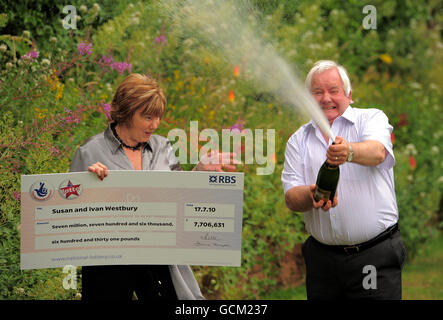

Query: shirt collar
<box><xmin>104</xmin><ymin>123</ymin><xmax>153</xmax><ymax>154</ymax></box>
<box><xmin>307</xmin><ymin>105</ymin><xmax>355</xmax><ymax>129</ymax></box>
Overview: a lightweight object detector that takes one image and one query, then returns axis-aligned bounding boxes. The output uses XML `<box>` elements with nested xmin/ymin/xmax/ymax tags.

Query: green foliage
<box><xmin>0</xmin><ymin>0</ymin><xmax>441</xmax><ymax>299</ymax></box>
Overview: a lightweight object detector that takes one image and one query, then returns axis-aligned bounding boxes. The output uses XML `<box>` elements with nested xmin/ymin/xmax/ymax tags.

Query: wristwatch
<box><xmin>346</xmin><ymin>143</ymin><xmax>354</xmax><ymax>162</ymax></box>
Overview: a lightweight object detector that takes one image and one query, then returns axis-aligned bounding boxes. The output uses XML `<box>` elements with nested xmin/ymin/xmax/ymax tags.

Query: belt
<box><xmin>313</xmin><ymin>223</ymin><xmax>399</xmax><ymax>255</ymax></box>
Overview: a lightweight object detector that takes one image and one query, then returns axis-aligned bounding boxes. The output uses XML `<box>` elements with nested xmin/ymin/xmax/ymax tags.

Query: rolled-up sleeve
<box><xmin>361</xmin><ymin>109</ymin><xmax>395</xmax><ymax>169</ymax></box>
<box><xmin>281</xmin><ymin>134</ymin><xmax>305</xmax><ymax>195</ymax></box>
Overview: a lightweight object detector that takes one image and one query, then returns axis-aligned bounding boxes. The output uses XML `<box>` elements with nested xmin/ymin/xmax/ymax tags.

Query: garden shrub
<box><xmin>0</xmin><ymin>0</ymin><xmax>441</xmax><ymax>299</ymax></box>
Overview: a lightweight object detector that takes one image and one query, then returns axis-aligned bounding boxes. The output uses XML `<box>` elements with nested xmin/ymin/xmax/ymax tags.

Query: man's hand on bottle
<box><xmin>309</xmin><ymin>184</ymin><xmax>338</xmax><ymax>211</ymax></box>
<box><xmin>326</xmin><ymin>136</ymin><xmax>350</xmax><ymax>166</ymax></box>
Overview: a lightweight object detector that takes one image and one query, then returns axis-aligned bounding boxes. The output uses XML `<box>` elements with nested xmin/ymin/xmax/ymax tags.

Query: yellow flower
<box><xmin>55</xmin><ymin>83</ymin><xmax>64</xmax><ymax>100</ymax></box>
<box><xmin>35</xmin><ymin>107</ymin><xmax>48</xmax><ymax>119</ymax></box>
<box><xmin>379</xmin><ymin>54</ymin><xmax>392</xmax><ymax>64</ymax></box>
<box><xmin>175</xmin><ymin>80</ymin><xmax>183</xmax><ymax>91</ymax></box>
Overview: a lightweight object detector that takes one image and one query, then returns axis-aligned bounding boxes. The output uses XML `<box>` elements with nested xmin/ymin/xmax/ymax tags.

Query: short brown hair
<box><xmin>110</xmin><ymin>73</ymin><xmax>166</xmax><ymax>125</ymax></box>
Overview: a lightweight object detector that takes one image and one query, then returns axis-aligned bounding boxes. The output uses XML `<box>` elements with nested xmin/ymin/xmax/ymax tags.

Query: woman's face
<box><xmin>127</xmin><ymin>108</ymin><xmax>161</xmax><ymax>142</ymax></box>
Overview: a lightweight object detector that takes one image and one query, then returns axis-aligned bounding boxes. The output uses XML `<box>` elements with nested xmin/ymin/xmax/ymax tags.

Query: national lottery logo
<box><xmin>59</xmin><ymin>179</ymin><xmax>83</xmax><ymax>200</ymax></box>
<box><xmin>209</xmin><ymin>175</ymin><xmax>236</xmax><ymax>185</ymax></box>
<box><xmin>30</xmin><ymin>181</ymin><xmax>54</xmax><ymax>201</ymax></box>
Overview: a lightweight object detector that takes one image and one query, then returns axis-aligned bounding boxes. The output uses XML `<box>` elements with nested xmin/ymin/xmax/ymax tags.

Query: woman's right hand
<box><xmin>88</xmin><ymin>162</ymin><xmax>108</xmax><ymax>180</ymax></box>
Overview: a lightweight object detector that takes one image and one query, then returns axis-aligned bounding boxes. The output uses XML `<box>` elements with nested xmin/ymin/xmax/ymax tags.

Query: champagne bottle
<box><xmin>313</xmin><ymin>147</ymin><xmax>340</xmax><ymax>203</ymax></box>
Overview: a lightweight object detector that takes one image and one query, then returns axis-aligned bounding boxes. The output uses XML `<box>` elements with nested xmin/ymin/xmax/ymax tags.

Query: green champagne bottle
<box><xmin>313</xmin><ymin>147</ymin><xmax>340</xmax><ymax>203</ymax></box>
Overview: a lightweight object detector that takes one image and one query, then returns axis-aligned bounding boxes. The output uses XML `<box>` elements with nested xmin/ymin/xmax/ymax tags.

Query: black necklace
<box><xmin>111</xmin><ymin>123</ymin><xmax>144</xmax><ymax>151</ymax></box>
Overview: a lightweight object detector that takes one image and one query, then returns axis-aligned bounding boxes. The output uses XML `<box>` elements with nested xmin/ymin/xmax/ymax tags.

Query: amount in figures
<box><xmin>193</xmin><ymin>221</ymin><xmax>224</xmax><ymax>228</ymax></box>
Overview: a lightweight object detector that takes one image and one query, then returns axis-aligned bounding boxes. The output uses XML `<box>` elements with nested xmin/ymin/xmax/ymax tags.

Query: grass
<box><xmin>402</xmin><ymin>231</ymin><xmax>443</xmax><ymax>300</ymax></box>
<box><xmin>262</xmin><ymin>231</ymin><xmax>443</xmax><ymax>300</ymax></box>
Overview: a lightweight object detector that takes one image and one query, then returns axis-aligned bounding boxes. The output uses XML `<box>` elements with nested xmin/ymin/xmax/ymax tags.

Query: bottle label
<box><xmin>313</xmin><ymin>187</ymin><xmax>331</xmax><ymax>202</ymax></box>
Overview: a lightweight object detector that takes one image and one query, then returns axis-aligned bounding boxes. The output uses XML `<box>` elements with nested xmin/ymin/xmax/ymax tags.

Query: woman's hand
<box><xmin>88</xmin><ymin>162</ymin><xmax>108</xmax><ymax>180</ymax></box>
<box><xmin>193</xmin><ymin>151</ymin><xmax>239</xmax><ymax>172</ymax></box>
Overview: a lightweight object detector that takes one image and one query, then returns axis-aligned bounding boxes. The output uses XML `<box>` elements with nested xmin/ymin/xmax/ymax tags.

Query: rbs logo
<box><xmin>209</xmin><ymin>175</ymin><xmax>236</xmax><ymax>184</ymax></box>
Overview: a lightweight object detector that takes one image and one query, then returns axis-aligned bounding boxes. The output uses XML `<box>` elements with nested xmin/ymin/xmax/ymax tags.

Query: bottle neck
<box><xmin>325</xmin><ymin>141</ymin><xmax>338</xmax><ymax>168</ymax></box>
<box><xmin>325</xmin><ymin>162</ymin><xmax>339</xmax><ymax>169</ymax></box>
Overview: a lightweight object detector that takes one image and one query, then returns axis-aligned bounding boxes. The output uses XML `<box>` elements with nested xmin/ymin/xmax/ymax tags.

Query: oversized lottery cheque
<box><xmin>20</xmin><ymin>171</ymin><xmax>244</xmax><ymax>269</ymax></box>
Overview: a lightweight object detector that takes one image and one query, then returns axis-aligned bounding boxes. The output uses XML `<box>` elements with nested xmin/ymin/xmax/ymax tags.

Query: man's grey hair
<box><xmin>305</xmin><ymin>60</ymin><xmax>353</xmax><ymax>101</ymax></box>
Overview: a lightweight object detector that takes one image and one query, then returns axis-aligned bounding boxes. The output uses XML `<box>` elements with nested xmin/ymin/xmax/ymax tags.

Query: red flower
<box><xmin>228</xmin><ymin>90</ymin><xmax>235</xmax><ymax>102</ymax></box>
<box><xmin>409</xmin><ymin>156</ymin><xmax>416</xmax><ymax>170</ymax></box>
<box><xmin>233</xmin><ymin>65</ymin><xmax>240</xmax><ymax>77</ymax></box>
<box><xmin>397</xmin><ymin>113</ymin><xmax>409</xmax><ymax>128</ymax></box>
<box><xmin>391</xmin><ymin>133</ymin><xmax>395</xmax><ymax>144</ymax></box>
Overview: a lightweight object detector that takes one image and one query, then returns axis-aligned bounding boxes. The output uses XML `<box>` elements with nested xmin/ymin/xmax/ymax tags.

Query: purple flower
<box><xmin>13</xmin><ymin>191</ymin><xmax>21</xmax><ymax>202</ymax></box>
<box><xmin>101</xmin><ymin>100</ymin><xmax>111</xmax><ymax>119</ymax></box>
<box><xmin>110</xmin><ymin>61</ymin><xmax>132</xmax><ymax>75</ymax></box>
<box><xmin>78</xmin><ymin>41</ymin><xmax>92</xmax><ymax>56</ymax></box>
<box><xmin>102</xmin><ymin>55</ymin><xmax>114</xmax><ymax>64</ymax></box>
<box><xmin>64</xmin><ymin>107</ymin><xmax>80</xmax><ymax>124</ymax></box>
<box><xmin>230</xmin><ymin>121</ymin><xmax>244</xmax><ymax>133</ymax></box>
<box><xmin>22</xmin><ymin>50</ymin><xmax>39</xmax><ymax>60</ymax></box>
<box><xmin>154</xmin><ymin>34</ymin><xmax>167</xmax><ymax>45</ymax></box>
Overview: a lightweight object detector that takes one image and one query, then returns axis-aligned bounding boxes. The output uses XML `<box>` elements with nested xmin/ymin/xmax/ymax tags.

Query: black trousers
<box><xmin>81</xmin><ymin>265</ymin><xmax>178</xmax><ymax>301</ymax></box>
<box><xmin>302</xmin><ymin>229</ymin><xmax>406</xmax><ymax>300</ymax></box>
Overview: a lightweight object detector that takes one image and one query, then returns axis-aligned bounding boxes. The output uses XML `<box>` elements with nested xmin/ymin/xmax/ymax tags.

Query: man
<box><xmin>281</xmin><ymin>60</ymin><xmax>406</xmax><ymax>299</ymax></box>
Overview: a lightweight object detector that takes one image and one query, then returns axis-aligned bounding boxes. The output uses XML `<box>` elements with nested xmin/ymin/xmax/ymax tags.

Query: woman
<box><xmin>70</xmin><ymin>73</ymin><xmax>236</xmax><ymax>300</ymax></box>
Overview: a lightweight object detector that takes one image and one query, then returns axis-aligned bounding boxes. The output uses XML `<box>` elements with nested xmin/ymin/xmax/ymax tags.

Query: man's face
<box><xmin>310</xmin><ymin>68</ymin><xmax>351</xmax><ymax>125</ymax></box>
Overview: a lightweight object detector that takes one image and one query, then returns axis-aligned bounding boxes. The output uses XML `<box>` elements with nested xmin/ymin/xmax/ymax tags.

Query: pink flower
<box><xmin>22</xmin><ymin>50</ymin><xmax>39</xmax><ymax>60</ymax></box>
<box><xmin>101</xmin><ymin>100</ymin><xmax>111</xmax><ymax>119</ymax></box>
<box><xmin>110</xmin><ymin>61</ymin><xmax>132</xmax><ymax>75</ymax></box>
<box><xmin>230</xmin><ymin>122</ymin><xmax>244</xmax><ymax>133</ymax></box>
<box><xmin>77</xmin><ymin>41</ymin><xmax>92</xmax><ymax>56</ymax></box>
<box><xmin>13</xmin><ymin>191</ymin><xmax>21</xmax><ymax>202</ymax></box>
<box><xmin>154</xmin><ymin>34</ymin><xmax>167</xmax><ymax>45</ymax></box>
<box><xmin>102</xmin><ymin>55</ymin><xmax>114</xmax><ymax>64</ymax></box>
<box><xmin>64</xmin><ymin>107</ymin><xmax>80</xmax><ymax>124</ymax></box>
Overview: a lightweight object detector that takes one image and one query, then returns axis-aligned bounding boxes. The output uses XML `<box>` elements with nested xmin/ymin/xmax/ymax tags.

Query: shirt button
<box><xmin>158</xmin><ymin>280</ymin><xmax>162</xmax><ymax>285</ymax></box>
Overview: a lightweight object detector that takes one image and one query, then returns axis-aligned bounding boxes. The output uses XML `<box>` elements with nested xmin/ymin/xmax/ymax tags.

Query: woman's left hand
<box><xmin>193</xmin><ymin>151</ymin><xmax>239</xmax><ymax>172</ymax></box>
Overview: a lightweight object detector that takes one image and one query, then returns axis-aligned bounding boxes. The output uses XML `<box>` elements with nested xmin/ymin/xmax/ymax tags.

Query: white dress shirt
<box><xmin>282</xmin><ymin>106</ymin><xmax>398</xmax><ymax>245</ymax></box>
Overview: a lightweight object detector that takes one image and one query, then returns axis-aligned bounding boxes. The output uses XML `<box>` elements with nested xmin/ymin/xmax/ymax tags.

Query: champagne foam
<box><xmin>159</xmin><ymin>0</ymin><xmax>335</xmax><ymax>141</ymax></box>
